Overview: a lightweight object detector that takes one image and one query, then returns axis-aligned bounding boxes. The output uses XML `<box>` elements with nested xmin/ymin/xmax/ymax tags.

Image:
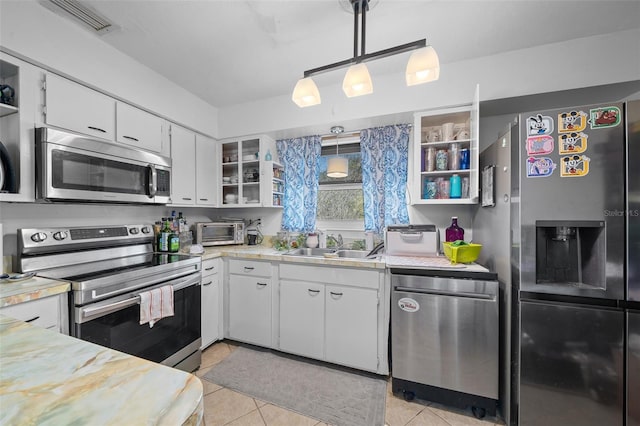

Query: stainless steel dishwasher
<box><xmin>391</xmin><ymin>268</ymin><xmax>499</xmax><ymax>418</ymax></box>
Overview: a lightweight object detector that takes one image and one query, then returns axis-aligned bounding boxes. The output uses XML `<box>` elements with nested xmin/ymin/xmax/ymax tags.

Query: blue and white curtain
<box><xmin>360</xmin><ymin>124</ymin><xmax>411</xmax><ymax>234</ymax></box>
<box><xmin>276</xmin><ymin>135</ymin><xmax>322</xmax><ymax>232</ymax></box>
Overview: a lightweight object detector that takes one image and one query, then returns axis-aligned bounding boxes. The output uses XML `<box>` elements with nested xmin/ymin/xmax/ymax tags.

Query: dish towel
<box><xmin>139</xmin><ymin>285</ymin><xmax>174</xmax><ymax>328</ymax></box>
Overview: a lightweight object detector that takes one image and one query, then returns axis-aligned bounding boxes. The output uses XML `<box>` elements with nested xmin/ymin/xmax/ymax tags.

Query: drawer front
<box><xmin>228</xmin><ymin>259</ymin><xmax>271</xmax><ymax>277</ymax></box>
<box><xmin>0</xmin><ymin>296</ymin><xmax>60</xmax><ymax>330</ymax></box>
<box><xmin>202</xmin><ymin>258</ymin><xmax>221</xmax><ymax>277</ymax></box>
<box><xmin>279</xmin><ymin>263</ymin><xmax>379</xmax><ymax>289</ymax></box>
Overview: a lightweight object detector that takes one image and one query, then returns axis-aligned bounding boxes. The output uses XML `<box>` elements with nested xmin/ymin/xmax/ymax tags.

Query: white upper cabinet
<box><xmin>409</xmin><ymin>84</ymin><xmax>480</xmax><ymax>204</ymax></box>
<box><xmin>219</xmin><ymin>135</ymin><xmax>278</xmax><ymax>208</ymax></box>
<box><xmin>195</xmin><ymin>134</ymin><xmax>218</xmax><ymax>206</ymax></box>
<box><xmin>116</xmin><ymin>102</ymin><xmax>164</xmax><ymax>153</ymax></box>
<box><xmin>0</xmin><ymin>52</ymin><xmax>39</xmax><ymax>202</ymax></box>
<box><xmin>170</xmin><ymin>125</ymin><xmax>196</xmax><ymax>205</ymax></box>
<box><xmin>44</xmin><ymin>73</ymin><xmax>115</xmax><ymax>140</ymax></box>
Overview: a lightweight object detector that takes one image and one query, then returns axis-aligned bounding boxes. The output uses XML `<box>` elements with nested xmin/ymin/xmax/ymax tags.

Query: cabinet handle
<box><xmin>199</xmin><ymin>198</ymin><xmax>208</xmax><ymax>201</ymax></box>
<box><xmin>256</xmin><ymin>282</ymin><xmax>267</xmax><ymax>287</ymax></box>
<box><xmin>244</xmin><ymin>266</ymin><xmax>254</xmax><ymax>271</ymax></box>
<box><xmin>182</xmin><ymin>197</ymin><xmax>192</xmax><ymax>201</ymax></box>
<box><xmin>308</xmin><ymin>289</ymin><xmax>320</xmax><ymax>295</ymax></box>
<box><xmin>123</xmin><ymin>135</ymin><xmax>139</xmax><ymax>142</ymax></box>
<box><xmin>87</xmin><ymin>126</ymin><xmax>106</xmax><ymax>133</ymax></box>
<box><xmin>25</xmin><ymin>316</ymin><xmax>40</xmax><ymax>323</ymax></box>
<box><xmin>330</xmin><ymin>291</ymin><xmax>343</xmax><ymax>297</ymax></box>
<box><xmin>204</xmin><ymin>266</ymin><xmax>215</xmax><ymax>271</ymax></box>
<box><xmin>203</xmin><ymin>280</ymin><xmax>213</xmax><ymax>286</ymax></box>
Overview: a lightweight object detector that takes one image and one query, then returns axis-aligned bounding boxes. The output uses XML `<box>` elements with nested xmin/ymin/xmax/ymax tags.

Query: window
<box><xmin>316</xmin><ymin>137</ymin><xmax>364</xmax><ymax>223</ymax></box>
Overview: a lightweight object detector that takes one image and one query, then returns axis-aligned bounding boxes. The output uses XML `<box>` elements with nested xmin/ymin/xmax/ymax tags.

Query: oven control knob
<box><xmin>129</xmin><ymin>228</ymin><xmax>139</xmax><ymax>235</ymax></box>
<box><xmin>141</xmin><ymin>226</ymin><xmax>151</xmax><ymax>234</ymax></box>
<box><xmin>30</xmin><ymin>232</ymin><xmax>48</xmax><ymax>243</ymax></box>
<box><xmin>53</xmin><ymin>231</ymin><xmax>68</xmax><ymax>241</ymax></box>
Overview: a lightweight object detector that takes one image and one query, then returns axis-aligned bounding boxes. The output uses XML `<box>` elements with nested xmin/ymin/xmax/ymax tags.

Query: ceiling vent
<box><xmin>40</xmin><ymin>0</ymin><xmax>118</xmax><ymax>35</ymax></box>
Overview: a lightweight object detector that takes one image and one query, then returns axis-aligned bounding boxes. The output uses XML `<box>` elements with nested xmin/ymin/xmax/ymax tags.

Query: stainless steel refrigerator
<box><xmin>511</xmin><ymin>100</ymin><xmax>640</xmax><ymax>426</ymax></box>
<box><xmin>474</xmin><ymin>100</ymin><xmax>639</xmax><ymax>425</ymax></box>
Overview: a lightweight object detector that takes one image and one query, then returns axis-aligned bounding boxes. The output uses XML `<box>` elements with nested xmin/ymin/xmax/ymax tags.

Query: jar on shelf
<box><xmin>449</xmin><ymin>143</ymin><xmax>460</xmax><ymax>170</ymax></box>
<box><xmin>435</xmin><ymin>149</ymin><xmax>448</xmax><ymax>171</ymax></box>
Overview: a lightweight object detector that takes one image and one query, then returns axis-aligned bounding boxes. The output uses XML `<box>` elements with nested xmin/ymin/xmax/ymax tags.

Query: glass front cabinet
<box><xmin>219</xmin><ymin>135</ymin><xmax>281</xmax><ymax>207</ymax></box>
<box><xmin>409</xmin><ymin>85</ymin><xmax>479</xmax><ymax>204</ymax></box>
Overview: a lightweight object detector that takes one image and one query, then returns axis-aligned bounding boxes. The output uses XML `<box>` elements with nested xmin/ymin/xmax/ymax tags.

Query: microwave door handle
<box><xmin>147</xmin><ymin>164</ymin><xmax>157</xmax><ymax>198</ymax></box>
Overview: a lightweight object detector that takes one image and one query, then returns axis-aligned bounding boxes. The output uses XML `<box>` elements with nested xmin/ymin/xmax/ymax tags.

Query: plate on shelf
<box><xmin>243</xmin><ymin>154</ymin><xmax>257</xmax><ymax>161</ymax></box>
<box><xmin>247</xmin><ymin>200</ymin><xmax>259</xmax><ymax>203</ymax></box>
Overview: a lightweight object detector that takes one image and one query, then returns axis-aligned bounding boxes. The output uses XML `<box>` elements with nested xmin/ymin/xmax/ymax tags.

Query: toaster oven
<box><xmin>195</xmin><ymin>222</ymin><xmax>245</xmax><ymax>246</ymax></box>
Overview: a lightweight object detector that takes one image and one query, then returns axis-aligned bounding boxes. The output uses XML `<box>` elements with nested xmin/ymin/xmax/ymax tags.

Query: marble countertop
<box><xmin>0</xmin><ymin>314</ymin><xmax>203</xmax><ymax>425</ymax></box>
<box><xmin>197</xmin><ymin>245</ymin><xmax>489</xmax><ymax>273</ymax></box>
<box><xmin>198</xmin><ymin>245</ymin><xmax>387</xmax><ymax>269</ymax></box>
<box><xmin>0</xmin><ymin>276</ymin><xmax>71</xmax><ymax>308</ymax></box>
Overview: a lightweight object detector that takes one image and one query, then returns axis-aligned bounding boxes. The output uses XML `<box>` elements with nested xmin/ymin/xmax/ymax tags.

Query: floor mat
<box><xmin>202</xmin><ymin>345</ymin><xmax>386</xmax><ymax>426</ymax></box>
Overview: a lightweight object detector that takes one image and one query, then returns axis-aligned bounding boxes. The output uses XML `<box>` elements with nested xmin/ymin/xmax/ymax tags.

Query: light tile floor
<box><xmin>195</xmin><ymin>341</ymin><xmax>501</xmax><ymax>426</ymax></box>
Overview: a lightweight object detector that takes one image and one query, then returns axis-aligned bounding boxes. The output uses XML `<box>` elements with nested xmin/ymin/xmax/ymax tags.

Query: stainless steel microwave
<box><xmin>195</xmin><ymin>222</ymin><xmax>245</xmax><ymax>246</ymax></box>
<box><xmin>36</xmin><ymin>127</ymin><xmax>171</xmax><ymax>204</ymax></box>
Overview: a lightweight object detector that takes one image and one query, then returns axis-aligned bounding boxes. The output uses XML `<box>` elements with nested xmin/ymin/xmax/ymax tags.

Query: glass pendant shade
<box><xmin>405</xmin><ymin>45</ymin><xmax>440</xmax><ymax>86</ymax></box>
<box><xmin>327</xmin><ymin>156</ymin><xmax>349</xmax><ymax>178</ymax></box>
<box><xmin>342</xmin><ymin>63</ymin><xmax>373</xmax><ymax>97</ymax></box>
<box><xmin>292</xmin><ymin>77</ymin><xmax>321</xmax><ymax>107</ymax></box>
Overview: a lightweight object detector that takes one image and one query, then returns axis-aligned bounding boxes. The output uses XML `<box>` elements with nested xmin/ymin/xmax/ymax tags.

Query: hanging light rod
<box><xmin>303</xmin><ymin>39</ymin><xmax>427</xmax><ymax>79</ymax></box>
<box><xmin>292</xmin><ymin>0</ymin><xmax>439</xmax><ymax>107</ymax></box>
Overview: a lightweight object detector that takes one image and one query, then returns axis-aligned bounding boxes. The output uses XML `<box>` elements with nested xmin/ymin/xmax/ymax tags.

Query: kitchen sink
<box><xmin>284</xmin><ymin>247</ymin><xmax>337</xmax><ymax>257</ymax></box>
<box><xmin>283</xmin><ymin>247</ymin><xmax>372</xmax><ymax>259</ymax></box>
<box><xmin>335</xmin><ymin>250</ymin><xmax>370</xmax><ymax>259</ymax></box>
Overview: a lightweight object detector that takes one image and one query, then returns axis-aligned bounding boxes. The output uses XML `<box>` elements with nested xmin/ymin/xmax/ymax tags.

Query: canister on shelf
<box><xmin>450</xmin><ymin>174</ymin><xmax>462</xmax><ymax>198</ymax></box>
<box><xmin>462</xmin><ymin>177</ymin><xmax>470</xmax><ymax>198</ymax></box>
<box><xmin>438</xmin><ymin>179</ymin><xmax>450</xmax><ymax>199</ymax></box>
<box><xmin>460</xmin><ymin>148</ymin><xmax>470</xmax><ymax>170</ymax></box>
<box><xmin>426</xmin><ymin>179</ymin><xmax>438</xmax><ymax>200</ymax></box>
<box><xmin>425</xmin><ymin>147</ymin><xmax>436</xmax><ymax>172</ymax></box>
<box><xmin>449</xmin><ymin>143</ymin><xmax>460</xmax><ymax>170</ymax></box>
<box><xmin>435</xmin><ymin>149</ymin><xmax>448</xmax><ymax>171</ymax></box>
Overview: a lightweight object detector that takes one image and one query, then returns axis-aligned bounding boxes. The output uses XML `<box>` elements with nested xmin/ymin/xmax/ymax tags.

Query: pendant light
<box><xmin>292</xmin><ymin>77</ymin><xmax>321</xmax><ymax>107</ymax></box>
<box><xmin>327</xmin><ymin>126</ymin><xmax>348</xmax><ymax>178</ymax></box>
<box><xmin>405</xmin><ymin>45</ymin><xmax>440</xmax><ymax>86</ymax></box>
<box><xmin>343</xmin><ymin>63</ymin><xmax>373</xmax><ymax>97</ymax></box>
<box><xmin>292</xmin><ymin>0</ymin><xmax>439</xmax><ymax>107</ymax></box>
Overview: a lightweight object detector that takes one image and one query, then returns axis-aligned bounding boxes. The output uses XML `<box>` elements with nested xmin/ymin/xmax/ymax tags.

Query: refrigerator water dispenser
<box><xmin>535</xmin><ymin>220</ymin><xmax>606</xmax><ymax>288</ymax></box>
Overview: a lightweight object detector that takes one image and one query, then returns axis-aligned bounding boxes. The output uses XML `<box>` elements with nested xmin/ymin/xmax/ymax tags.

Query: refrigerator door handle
<box><xmin>394</xmin><ymin>286</ymin><xmax>494</xmax><ymax>300</ymax></box>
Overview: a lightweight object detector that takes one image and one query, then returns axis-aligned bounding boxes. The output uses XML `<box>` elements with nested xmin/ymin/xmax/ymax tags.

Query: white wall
<box><xmin>0</xmin><ymin>0</ymin><xmax>219</xmax><ymax>137</ymax></box>
<box><xmin>219</xmin><ymin>29</ymin><xmax>640</xmax><ymax>139</ymax></box>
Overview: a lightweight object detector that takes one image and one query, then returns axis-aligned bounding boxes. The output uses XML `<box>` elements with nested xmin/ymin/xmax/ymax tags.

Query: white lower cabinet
<box><xmin>277</xmin><ymin>263</ymin><xmax>382</xmax><ymax>373</ymax></box>
<box><xmin>325</xmin><ymin>285</ymin><xmax>379</xmax><ymax>371</ymax></box>
<box><xmin>201</xmin><ymin>258</ymin><xmax>222</xmax><ymax>349</ymax></box>
<box><xmin>227</xmin><ymin>260</ymin><xmax>272</xmax><ymax>347</ymax></box>
<box><xmin>0</xmin><ymin>294</ymin><xmax>67</xmax><ymax>334</ymax></box>
<box><xmin>279</xmin><ymin>280</ymin><xmax>324</xmax><ymax>359</ymax></box>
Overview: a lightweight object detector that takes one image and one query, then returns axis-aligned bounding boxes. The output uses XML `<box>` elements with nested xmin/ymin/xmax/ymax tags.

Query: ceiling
<box><xmin>58</xmin><ymin>1</ymin><xmax>640</xmax><ymax>109</ymax></box>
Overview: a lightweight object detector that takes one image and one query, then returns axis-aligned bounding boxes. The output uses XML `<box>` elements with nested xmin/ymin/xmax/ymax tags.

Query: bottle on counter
<box><xmin>445</xmin><ymin>216</ymin><xmax>465</xmax><ymax>242</ymax></box>
<box><xmin>158</xmin><ymin>218</ymin><xmax>171</xmax><ymax>252</ymax></box>
<box><xmin>178</xmin><ymin>211</ymin><xmax>187</xmax><ymax>232</ymax></box>
<box><xmin>170</xmin><ymin>210</ymin><xmax>178</xmax><ymax>231</ymax></box>
<box><xmin>168</xmin><ymin>229</ymin><xmax>180</xmax><ymax>253</ymax></box>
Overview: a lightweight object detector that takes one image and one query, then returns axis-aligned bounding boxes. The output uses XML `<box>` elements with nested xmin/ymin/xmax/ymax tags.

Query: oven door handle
<box><xmin>78</xmin><ymin>274</ymin><xmax>200</xmax><ymax>322</ymax></box>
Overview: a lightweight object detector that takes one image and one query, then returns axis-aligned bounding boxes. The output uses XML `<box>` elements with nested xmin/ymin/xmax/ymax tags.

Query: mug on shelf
<box><xmin>442</xmin><ymin>122</ymin><xmax>455</xmax><ymax>141</ymax></box>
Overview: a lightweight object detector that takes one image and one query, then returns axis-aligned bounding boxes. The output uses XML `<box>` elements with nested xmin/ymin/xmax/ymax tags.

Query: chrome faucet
<box><xmin>326</xmin><ymin>233</ymin><xmax>343</xmax><ymax>249</ymax></box>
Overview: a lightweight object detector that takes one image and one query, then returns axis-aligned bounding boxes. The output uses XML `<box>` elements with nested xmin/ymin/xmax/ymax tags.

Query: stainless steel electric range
<box><xmin>17</xmin><ymin>224</ymin><xmax>202</xmax><ymax>372</ymax></box>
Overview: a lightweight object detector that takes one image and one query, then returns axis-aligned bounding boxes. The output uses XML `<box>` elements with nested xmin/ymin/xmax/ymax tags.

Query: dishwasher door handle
<box><xmin>394</xmin><ymin>286</ymin><xmax>495</xmax><ymax>300</ymax></box>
